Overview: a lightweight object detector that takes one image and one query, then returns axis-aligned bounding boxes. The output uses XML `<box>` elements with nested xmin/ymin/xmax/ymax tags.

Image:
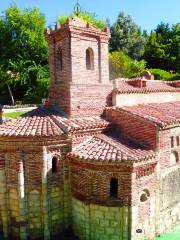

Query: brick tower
<box><xmin>46</xmin><ymin>17</ymin><xmax>112</xmax><ymax>117</ymax></box>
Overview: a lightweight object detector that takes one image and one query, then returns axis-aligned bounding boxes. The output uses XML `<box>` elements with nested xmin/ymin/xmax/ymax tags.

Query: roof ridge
<box><xmin>72</xmin><ymin>137</ymin><xmax>94</xmax><ymax>151</ymax></box>
<box><xmin>116</xmin><ymin>106</ymin><xmax>160</xmax><ymax>127</ymax></box>
<box><xmin>49</xmin><ymin>115</ymin><xmax>69</xmax><ymax>133</ymax></box>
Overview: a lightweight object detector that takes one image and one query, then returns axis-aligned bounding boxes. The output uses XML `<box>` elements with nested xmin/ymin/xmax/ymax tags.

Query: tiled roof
<box><xmin>0</xmin><ymin>106</ymin><xmax>110</xmax><ymax>137</ymax></box>
<box><xmin>0</xmin><ymin>107</ymin><xmax>64</xmax><ymax>137</ymax></box>
<box><xmin>115</xmin><ymin>101</ymin><xmax>180</xmax><ymax>128</ymax></box>
<box><xmin>68</xmin><ymin>134</ymin><xmax>156</xmax><ymax>162</ymax></box>
<box><xmin>52</xmin><ymin>115</ymin><xmax>110</xmax><ymax>133</ymax></box>
<box><xmin>113</xmin><ymin>79</ymin><xmax>180</xmax><ymax>94</ymax></box>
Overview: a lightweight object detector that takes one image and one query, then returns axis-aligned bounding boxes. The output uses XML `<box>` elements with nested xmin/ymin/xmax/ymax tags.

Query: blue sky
<box><xmin>0</xmin><ymin>0</ymin><xmax>179</xmax><ymax>32</ymax></box>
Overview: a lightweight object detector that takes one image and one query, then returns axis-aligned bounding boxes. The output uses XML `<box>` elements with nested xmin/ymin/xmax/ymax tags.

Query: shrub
<box><xmin>58</xmin><ymin>10</ymin><xmax>106</xmax><ymax>30</ymax></box>
<box><xmin>149</xmin><ymin>69</ymin><xmax>180</xmax><ymax>80</ymax></box>
<box><xmin>58</xmin><ymin>15</ymin><xmax>69</xmax><ymax>25</ymax></box>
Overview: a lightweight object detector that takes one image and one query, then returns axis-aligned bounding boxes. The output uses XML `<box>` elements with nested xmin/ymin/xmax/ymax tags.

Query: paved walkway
<box><xmin>3</xmin><ymin>107</ymin><xmax>37</xmax><ymax>113</ymax></box>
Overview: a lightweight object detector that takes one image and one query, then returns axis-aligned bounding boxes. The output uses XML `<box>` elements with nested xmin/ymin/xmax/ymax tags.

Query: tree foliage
<box><xmin>144</xmin><ymin>22</ymin><xmax>180</xmax><ymax>73</ymax></box>
<box><xmin>0</xmin><ymin>4</ymin><xmax>49</xmax><ymax>103</ymax></box>
<box><xmin>148</xmin><ymin>68</ymin><xmax>180</xmax><ymax>81</ymax></box>
<box><xmin>109</xmin><ymin>51</ymin><xmax>146</xmax><ymax>80</ymax></box>
<box><xmin>110</xmin><ymin>12</ymin><xmax>147</xmax><ymax>59</ymax></box>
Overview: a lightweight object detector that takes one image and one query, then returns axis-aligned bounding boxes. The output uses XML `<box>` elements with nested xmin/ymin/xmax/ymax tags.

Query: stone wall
<box><xmin>155</xmin><ymin>127</ymin><xmax>180</xmax><ymax>236</ymax></box>
<box><xmin>72</xmin><ymin>197</ymin><xmax>131</xmax><ymax>240</ymax></box>
<box><xmin>0</xmin><ymin>137</ymin><xmax>71</xmax><ymax>239</ymax></box>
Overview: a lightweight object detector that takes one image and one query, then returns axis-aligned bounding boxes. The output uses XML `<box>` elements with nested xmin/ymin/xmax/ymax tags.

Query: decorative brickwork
<box><xmin>0</xmin><ymin>15</ymin><xmax>180</xmax><ymax>240</ymax></box>
<box><xmin>47</xmin><ymin>17</ymin><xmax>112</xmax><ymax>117</ymax></box>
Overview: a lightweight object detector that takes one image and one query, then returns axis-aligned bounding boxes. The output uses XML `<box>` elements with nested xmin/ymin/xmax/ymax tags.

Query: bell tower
<box><xmin>46</xmin><ymin>16</ymin><xmax>112</xmax><ymax>117</ymax></box>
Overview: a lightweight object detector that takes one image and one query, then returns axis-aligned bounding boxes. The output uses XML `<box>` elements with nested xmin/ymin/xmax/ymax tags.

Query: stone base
<box><xmin>72</xmin><ymin>197</ymin><xmax>131</xmax><ymax>240</ymax></box>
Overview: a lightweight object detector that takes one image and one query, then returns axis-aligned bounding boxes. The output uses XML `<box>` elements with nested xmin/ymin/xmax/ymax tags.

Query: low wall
<box><xmin>113</xmin><ymin>92</ymin><xmax>180</xmax><ymax>107</ymax></box>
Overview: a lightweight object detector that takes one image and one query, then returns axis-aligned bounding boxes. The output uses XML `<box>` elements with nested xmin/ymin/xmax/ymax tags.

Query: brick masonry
<box><xmin>47</xmin><ymin>17</ymin><xmax>112</xmax><ymax>117</ymax></box>
<box><xmin>0</xmin><ymin>16</ymin><xmax>180</xmax><ymax>240</ymax></box>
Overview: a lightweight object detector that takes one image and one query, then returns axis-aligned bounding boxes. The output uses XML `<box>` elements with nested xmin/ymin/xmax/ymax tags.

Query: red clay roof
<box><xmin>0</xmin><ymin>107</ymin><xmax>64</xmax><ymax>137</ymax></box>
<box><xmin>115</xmin><ymin>101</ymin><xmax>180</xmax><ymax>128</ymax></box>
<box><xmin>113</xmin><ymin>79</ymin><xmax>180</xmax><ymax>94</ymax></box>
<box><xmin>0</xmin><ymin>106</ymin><xmax>110</xmax><ymax>137</ymax></box>
<box><xmin>52</xmin><ymin>115</ymin><xmax>110</xmax><ymax>133</ymax></box>
<box><xmin>68</xmin><ymin>134</ymin><xmax>156</xmax><ymax>162</ymax></box>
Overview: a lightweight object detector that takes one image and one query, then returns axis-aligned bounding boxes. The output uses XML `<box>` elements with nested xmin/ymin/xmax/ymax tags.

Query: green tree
<box><xmin>0</xmin><ymin>4</ymin><xmax>49</xmax><ymax>104</ymax></box>
<box><xmin>109</xmin><ymin>51</ymin><xmax>146</xmax><ymax>80</ymax></box>
<box><xmin>110</xmin><ymin>12</ymin><xmax>147</xmax><ymax>59</ymax></box>
<box><xmin>144</xmin><ymin>22</ymin><xmax>180</xmax><ymax>73</ymax></box>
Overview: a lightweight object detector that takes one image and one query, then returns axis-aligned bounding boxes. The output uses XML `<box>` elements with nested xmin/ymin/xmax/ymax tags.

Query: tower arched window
<box><xmin>56</xmin><ymin>48</ymin><xmax>63</xmax><ymax>71</ymax></box>
<box><xmin>52</xmin><ymin>156</ymin><xmax>58</xmax><ymax>174</ymax></box>
<box><xmin>86</xmin><ymin>48</ymin><xmax>94</xmax><ymax>70</ymax></box>
<box><xmin>110</xmin><ymin>178</ymin><xmax>118</xmax><ymax>198</ymax></box>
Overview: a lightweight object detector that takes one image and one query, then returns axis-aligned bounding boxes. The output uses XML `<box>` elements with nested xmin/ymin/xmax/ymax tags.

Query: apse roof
<box><xmin>68</xmin><ymin>133</ymin><xmax>156</xmax><ymax>162</ymax></box>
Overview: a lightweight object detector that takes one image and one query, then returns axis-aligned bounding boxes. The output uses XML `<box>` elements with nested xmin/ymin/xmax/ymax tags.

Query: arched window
<box><xmin>170</xmin><ymin>151</ymin><xmax>179</xmax><ymax>165</ymax></box>
<box><xmin>56</xmin><ymin>48</ymin><xmax>63</xmax><ymax>71</ymax></box>
<box><xmin>176</xmin><ymin>136</ymin><xmax>179</xmax><ymax>146</ymax></box>
<box><xmin>86</xmin><ymin>48</ymin><xmax>94</xmax><ymax>70</ymax></box>
<box><xmin>110</xmin><ymin>178</ymin><xmax>118</xmax><ymax>198</ymax></box>
<box><xmin>171</xmin><ymin>136</ymin><xmax>174</xmax><ymax>148</ymax></box>
<box><xmin>52</xmin><ymin>156</ymin><xmax>58</xmax><ymax>174</ymax></box>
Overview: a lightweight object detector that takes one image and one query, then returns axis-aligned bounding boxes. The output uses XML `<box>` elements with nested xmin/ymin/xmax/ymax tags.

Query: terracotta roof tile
<box><xmin>113</xmin><ymin>79</ymin><xmax>180</xmax><ymax>94</ymax></box>
<box><xmin>68</xmin><ymin>134</ymin><xmax>156</xmax><ymax>162</ymax></box>
<box><xmin>0</xmin><ymin>106</ymin><xmax>110</xmax><ymax>137</ymax></box>
<box><xmin>52</xmin><ymin>115</ymin><xmax>110</xmax><ymax>133</ymax></box>
<box><xmin>0</xmin><ymin>118</ymin><xmax>63</xmax><ymax>137</ymax></box>
<box><xmin>115</xmin><ymin>101</ymin><xmax>180</xmax><ymax>128</ymax></box>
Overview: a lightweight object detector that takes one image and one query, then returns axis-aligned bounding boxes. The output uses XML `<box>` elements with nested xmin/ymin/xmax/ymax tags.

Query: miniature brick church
<box><xmin>0</xmin><ymin>14</ymin><xmax>180</xmax><ymax>240</ymax></box>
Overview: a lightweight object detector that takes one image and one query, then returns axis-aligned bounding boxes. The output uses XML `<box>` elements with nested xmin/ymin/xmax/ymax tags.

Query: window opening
<box><xmin>110</xmin><ymin>178</ymin><xmax>118</xmax><ymax>198</ymax></box>
<box><xmin>176</xmin><ymin>136</ymin><xmax>179</xmax><ymax>146</ymax></box>
<box><xmin>57</xmin><ymin>48</ymin><xmax>63</xmax><ymax>71</ymax></box>
<box><xmin>52</xmin><ymin>156</ymin><xmax>58</xmax><ymax>173</ymax></box>
<box><xmin>86</xmin><ymin>48</ymin><xmax>94</xmax><ymax>70</ymax></box>
<box><xmin>171</xmin><ymin>136</ymin><xmax>174</xmax><ymax>148</ymax></box>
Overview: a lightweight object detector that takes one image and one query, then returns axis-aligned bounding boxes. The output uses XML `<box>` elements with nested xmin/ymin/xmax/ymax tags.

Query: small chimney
<box><xmin>42</xmin><ymin>99</ymin><xmax>49</xmax><ymax>107</ymax></box>
<box><xmin>0</xmin><ymin>105</ymin><xmax>3</xmax><ymax>124</ymax></box>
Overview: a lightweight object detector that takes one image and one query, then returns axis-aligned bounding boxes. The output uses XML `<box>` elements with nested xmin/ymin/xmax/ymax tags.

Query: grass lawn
<box><xmin>156</xmin><ymin>226</ymin><xmax>180</xmax><ymax>240</ymax></box>
<box><xmin>3</xmin><ymin>111</ymin><xmax>28</xmax><ymax>118</ymax></box>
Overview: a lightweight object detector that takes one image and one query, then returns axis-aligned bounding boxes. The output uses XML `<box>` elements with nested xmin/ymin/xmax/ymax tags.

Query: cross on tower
<box><xmin>74</xmin><ymin>0</ymin><xmax>81</xmax><ymax>16</ymax></box>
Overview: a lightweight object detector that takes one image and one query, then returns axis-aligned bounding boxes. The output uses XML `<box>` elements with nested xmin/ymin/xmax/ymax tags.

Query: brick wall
<box><xmin>69</xmin><ymin>158</ymin><xmax>133</xmax><ymax>206</ymax></box>
<box><xmin>106</xmin><ymin>108</ymin><xmax>157</xmax><ymax>150</ymax></box>
<box><xmin>71</xmin><ymin>36</ymin><xmax>100</xmax><ymax>84</ymax></box>
<box><xmin>49</xmin><ymin>83</ymin><xmax>112</xmax><ymax>117</ymax></box>
<box><xmin>158</xmin><ymin>127</ymin><xmax>180</xmax><ymax>169</ymax></box>
<box><xmin>69</xmin><ymin>84</ymin><xmax>112</xmax><ymax>117</ymax></box>
<box><xmin>47</xmin><ymin>17</ymin><xmax>112</xmax><ymax>117</ymax></box>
